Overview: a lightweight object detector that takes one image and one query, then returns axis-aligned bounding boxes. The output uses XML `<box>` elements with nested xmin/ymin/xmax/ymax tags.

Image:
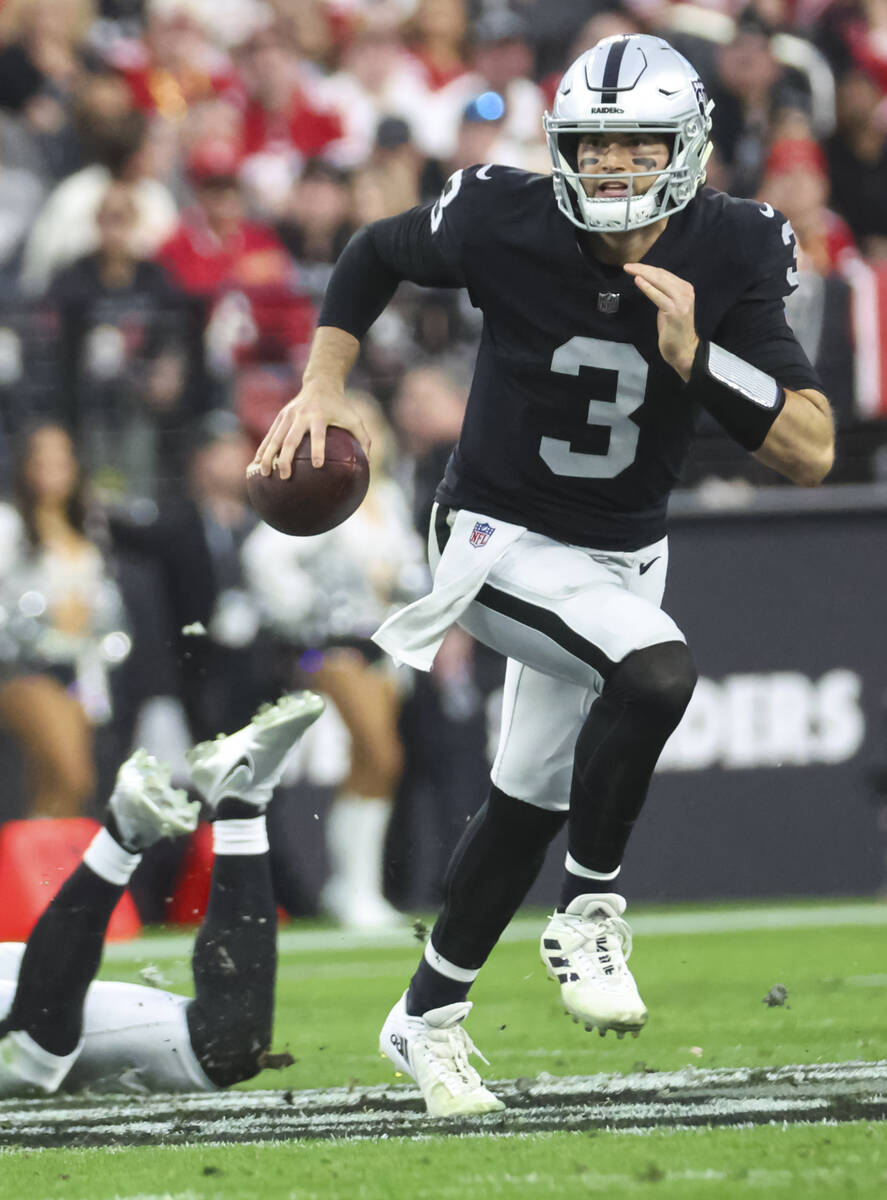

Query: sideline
<box><xmin>103</xmin><ymin>900</ymin><xmax>887</xmax><ymax>963</ymax></box>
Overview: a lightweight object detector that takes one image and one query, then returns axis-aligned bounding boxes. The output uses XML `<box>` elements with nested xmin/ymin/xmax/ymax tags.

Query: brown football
<box><xmin>246</xmin><ymin>426</ymin><xmax>370</xmax><ymax>536</ymax></box>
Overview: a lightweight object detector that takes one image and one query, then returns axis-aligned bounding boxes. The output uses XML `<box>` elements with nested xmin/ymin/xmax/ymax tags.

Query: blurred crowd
<box><xmin>1</xmin><ymin>0</ymin><xmax>887</xmax><ymax>920</ymax></box>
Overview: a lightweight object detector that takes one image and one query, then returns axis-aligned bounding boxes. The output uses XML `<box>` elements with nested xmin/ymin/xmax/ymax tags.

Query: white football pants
<box><xmin>0</xmin><ymin>945</ymin><xmax>215</xmax><ymax>1096</ymax></box>
<box><xmin>429</xmin><ymin>504</ymin><xmax>685</xmax><ymax>812</ymax></box>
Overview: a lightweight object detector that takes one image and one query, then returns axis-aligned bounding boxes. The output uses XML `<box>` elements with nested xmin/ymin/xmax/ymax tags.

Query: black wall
<box><xmin>527</xmin><ymin>500</ymin><xmax>887</xmax><ymax>902</ymax></box>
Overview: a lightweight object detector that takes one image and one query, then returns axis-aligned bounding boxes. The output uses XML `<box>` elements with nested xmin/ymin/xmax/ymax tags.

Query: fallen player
<box><xmin>0</xmin><ymin>691</ymin><xmax>323</xmax><ymax>1096</ymax></box>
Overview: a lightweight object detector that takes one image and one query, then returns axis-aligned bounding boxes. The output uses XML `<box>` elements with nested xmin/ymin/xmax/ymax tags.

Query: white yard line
<box><xmin>102</xmin><ymin>901</ymin><xmax>887</xmax><ymax>963</ymax></box>
<box><xmin>1</xmin><ymin>1060</ymin><xmax>885</xmax><ymax>1148</ymax></box>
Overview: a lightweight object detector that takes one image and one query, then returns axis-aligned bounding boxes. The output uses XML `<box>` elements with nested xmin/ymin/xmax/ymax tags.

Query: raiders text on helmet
<box><xmin>543</xmin><ymin>34</ymin><xmax>714</xmax><ymax>233</ymax></box>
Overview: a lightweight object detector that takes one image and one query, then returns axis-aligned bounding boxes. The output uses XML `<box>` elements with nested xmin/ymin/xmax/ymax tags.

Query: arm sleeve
<box><xmin>713</xmin><ymin>297</ymin><xmax>824</xmax><ymax>394</ymax></box>
<box><xmin>318</xmin><ymin>204</ymin><xmax>467</xmax><ymax>339</ymax></box>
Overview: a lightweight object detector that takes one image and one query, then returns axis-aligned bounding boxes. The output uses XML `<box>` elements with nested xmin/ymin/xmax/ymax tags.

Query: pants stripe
<box><xmin>476</xmin><ymin>582</ymin><xmax>616</xmax><ymax>680</ymax></box>
<box><xmin>434</xmin><ymin>503</ymin><xmax>452</xmax><ymax>555</ymax></box>
<box><xmin>433</xmin><ymin>503</ymin><xmax>619</xmax><ymax>681</ymax></box>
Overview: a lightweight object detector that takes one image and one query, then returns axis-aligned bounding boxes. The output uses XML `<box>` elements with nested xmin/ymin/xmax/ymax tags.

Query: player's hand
<box><xmin>252</xmin><ymin>383</ymin><xmax>372</xmax><ymax>478</ymax></box>
<box><xmin>624</xmin><ymin>263</ymin><xmax>698</xmax><ymax>381</ymax></box>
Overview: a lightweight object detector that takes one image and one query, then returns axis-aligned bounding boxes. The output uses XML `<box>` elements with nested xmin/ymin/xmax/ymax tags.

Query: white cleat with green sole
<box><xmin>109</xmin><ymin>750</ymin><xmax>199</xmax><ymax>851</ymax></box>
<box><xmin>187</xmin><ymin>691</ymin><xmax>325</xmax><ymax>812</ymax></box>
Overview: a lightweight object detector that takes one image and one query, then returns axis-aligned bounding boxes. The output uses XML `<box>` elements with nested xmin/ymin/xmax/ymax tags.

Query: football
<box><xmin>246</xmin><ymin>426</ymin><xmax>369</xmax><ymax>536</ymax></box>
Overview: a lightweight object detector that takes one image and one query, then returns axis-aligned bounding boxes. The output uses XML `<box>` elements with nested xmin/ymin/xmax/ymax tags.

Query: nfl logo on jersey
<box><xmin>469</xmin><ymin>521</ymin><xmax>495</xmax><ymax>547</ymax></box>
<box><xmin>597</xmin><ymin>292</ymin><xmax>620</xmax><ymax>314</ymax></box>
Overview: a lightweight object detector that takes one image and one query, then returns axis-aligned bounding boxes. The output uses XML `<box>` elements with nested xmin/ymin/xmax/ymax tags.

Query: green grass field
<box><xmin>2</xmin><ymin>899</ymin><xmax>885</xmax><ymax>1198</ymax></box>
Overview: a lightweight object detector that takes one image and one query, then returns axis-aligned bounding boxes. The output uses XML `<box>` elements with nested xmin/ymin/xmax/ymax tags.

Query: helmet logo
<box><xmin>588</xmin><ymin>106</ymin><xmax>624</xmax><ymax>113</ymax></box>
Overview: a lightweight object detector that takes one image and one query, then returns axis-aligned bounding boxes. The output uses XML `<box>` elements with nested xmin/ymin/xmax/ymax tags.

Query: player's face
<box><xmin>23</xmin><ymin>426</ymin><xmax>80</xmax><ymax>503</ymax></box>
<box><xmin>576</xmin><ymin>133</ymin><xmax>671</xmax><ymax>199</ymax></box>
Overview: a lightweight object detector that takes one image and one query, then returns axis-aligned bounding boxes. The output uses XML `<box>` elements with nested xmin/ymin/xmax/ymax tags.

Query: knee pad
<box><xmin>606</xmin><ymin>641</ymin><xmax>697</xmax><ymax>727</ymax></box>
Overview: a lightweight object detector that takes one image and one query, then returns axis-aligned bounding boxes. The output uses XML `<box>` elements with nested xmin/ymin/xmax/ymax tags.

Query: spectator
<box><xmin>0</xmin><ymin>0</ymin><xmax>90</xmax><ymax>115</ymax></box>
<box><xmin>104</xmin><ymin>0</ymin><xmax>239</xmax><ymax>120</ymax></box>
<box><xmin>758</xmin><ymin>135</ymin><xmax>857</xmax><ymax>417</ymax></box>
<box><xmin>155</xmin><ymin>144</ymin><xmax>315</xmax><ymax>381</ymax></box>
<box><xmin>387</xmin><ymin>364</ymin><xmax>497</xmax><ymax>913</ymax></box>
<box><xmin>710</xmin><ymin>7</ymin><xmax>814</xmax><ymax>196</ymax></box>
<box><xmin>390</xmin><ymin>363</ymin><xmax>467</xmax><ymax>533</ymax></box>
<box><xmin>759</xmin><ymin>136</ymin><xmax>858</xmax><ymax>273</ymax></box>
<box><xmin>243</xmin><ymin>394</ymin><xmax>428</xmax><ymax>928</ymax></box>
<box><xmin>20</xmin><ymin>108</ymin><xmax>179</xmax><ymax>295</ymax></box>
<box><xmin>0</xmin><ymin>423</ymin><xmax>130</xmax><ymax>817</ymax></box>
<box><xmin>408</xmin><ymin>8</ymin><xmax>547</xmax><ymax>163</ymax></box>
<box><xmin>825</xmin><ymin>67</ymin><xmax>887</xmax><ymax>257</ymax></box>
<box><xmin>157</xmin><ymin>142</ymin><xmax>282</xmax><ymax>296</ymax></box>
<box><xmin>231</xmin><ymin>17</ymin><xmax>344</xmax><ymax>212</ymax></box>
<box><xmin>0</xmin><ymin>0</ymin><xmax>94</xmax><ymax>181</ymax></box>
<box><xmin>526</xmin><ymin>0</ymin><xmax>627</xmax><ymax>81</ymax></box>
<box><xmin>109</xmin><ymin>409</ymin><xmax>268</xmax><ymax>741</ymax></box>
<box><xmin>276</xmin><ymin>158</ymin><xmax>355</xmax><ymax>303</ymax></box>
<box><xmin>62</xmin><ymin>61</ymin><xmax>140</xmax><ymax>175</ymax></box>
<box><xmin>315</xmin><ymin>11</ymin><xmax>430</xmax><ymax>169</ymax></box>
<box><xmin>445</xmin><ymin>92</ymin><xmax>510</xmax><ymax>174</ymax></box>
<box><xmin>403</xmin><ymin>0</ymin><xmax>471</xmax><ymax>93</ymax></box>
<box><xmin>816</xmin><ymin>0</ymin><xmax>887</xmax><ymax>91</ymax></box>
<box><xmin>539</xmin><ymin>11</ymin><xmax>643</xmax><ymax>110</ymax></box>
<box><xmin>282</xmin><ymin>0</ymin><xmax>342</xmax><ymax>70</ymax></box>
<box><xmin>0</xmin><ymin>140</ymin><xmax>44</xmax><ymax>275</ymax></box>
<box><xmin>467</xmin><ymin>9</ymin><xmax>548</xmax><ymax>162</ymax></box>
<box><xmin>48</xmin><ymin>179</ymin><xmax>191</xmax><ymax>496</ymax></box>
<box><xmin>351</xmin><ymin>116</ymin><xmax>424</xmax><ymax>224</ymax></box>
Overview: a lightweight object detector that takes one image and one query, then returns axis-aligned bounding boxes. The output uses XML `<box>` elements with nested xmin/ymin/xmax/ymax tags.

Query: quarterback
<box><xmin>0</xmin><ymin>693</ymin><xmax>322</xmax><ymax>1097</ymax></box>
<box><xmin>255</xmin><ymin>35</ymin><xmax>833</xmax><ymax>1117</ymax></box>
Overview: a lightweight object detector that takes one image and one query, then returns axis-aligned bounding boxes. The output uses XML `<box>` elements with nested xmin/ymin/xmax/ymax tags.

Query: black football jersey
<box><xmin>357</xmin><ymin>166</ymin><xmax>822</xmax><ymax>550</ymax></box>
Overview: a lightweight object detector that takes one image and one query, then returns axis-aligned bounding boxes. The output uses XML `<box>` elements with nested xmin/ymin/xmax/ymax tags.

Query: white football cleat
<box><xmin>540</xmin><ymin>893</ymin><xmax>648</xmax><ymax>1037</ymax></box>
<box><xmin>187</xmin><ymin>691</ymin><xmax>325</xmax><ymax>813</ymax></box>
<box><xmin>380</xmin><ymin>992</ymin><xmax>505</xmax><ymax>1118</ymax></box>
<box><xmin>109</xmin><ymin>750</ymin><xmax>199</xmax><ymax>852</ymax></box>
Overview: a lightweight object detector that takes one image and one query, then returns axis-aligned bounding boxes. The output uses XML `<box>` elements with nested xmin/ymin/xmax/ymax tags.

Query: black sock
<box><xmin>186</xmin><ymin>847</ymin><xmax>278</xmax><ymax>1088</ymax></box>
<box><xmin>558</xmin><ymin>868</ymin><xmax>621</xmax><ymax>911</ymax></box>
<box><xmin>404</xmin><ymin>787</ymin><xmax>566</xmax><ymax>1014</ymax></box>
<box><xmin>566</xmin><ymin>641</ymin><xmax>695</xmax><ymax>881</ymax></box>
<box><xmin>2</xmin><ymin>864</ymin><xmax>123</xmax><ymax>1056</ymax></box>
<box><xmin>214</xmin><ymin>798</ymin><xmax>266</xmax><ymax>820</ymax></box>
<box><xmin>406</xmin><ymin>957</ymin><xmax>472</xmax><ymax>1016</ymax></box>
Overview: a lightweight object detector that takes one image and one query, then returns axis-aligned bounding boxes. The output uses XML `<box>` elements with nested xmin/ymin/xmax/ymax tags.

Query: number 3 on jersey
<box><xmin>540</xmin><ymin>337</ymin><xmax>647</xmax><ymax>479</ymax></box>
<box><xmin>430</xmin><ymin>169</ymin><xmax>463</xmax><ymax>234</ymax></box>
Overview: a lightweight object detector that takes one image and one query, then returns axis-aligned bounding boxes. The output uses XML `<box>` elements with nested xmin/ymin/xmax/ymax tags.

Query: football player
<box><xmin>0</xmin><ymin>692</ymin><xmax>323</xmax><ymax>1097</ymax></box>
<box><xmin>254</xmin><ymin>34</ymin><xmax>834</xmax><ymax>1117</ymax></box>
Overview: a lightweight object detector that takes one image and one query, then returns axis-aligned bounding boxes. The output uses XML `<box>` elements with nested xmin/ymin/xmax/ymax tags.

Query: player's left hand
<box><xmin>624</xmin><ymin>263</ymin><xmax>698</xmax><ymax>381</ymax></box>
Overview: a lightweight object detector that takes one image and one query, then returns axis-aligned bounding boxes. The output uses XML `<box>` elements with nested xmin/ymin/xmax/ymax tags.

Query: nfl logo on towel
<box><xmin>469</xmin><ymin>521</ymin><xmax>495</xmax><ymax>547</ymax></box>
